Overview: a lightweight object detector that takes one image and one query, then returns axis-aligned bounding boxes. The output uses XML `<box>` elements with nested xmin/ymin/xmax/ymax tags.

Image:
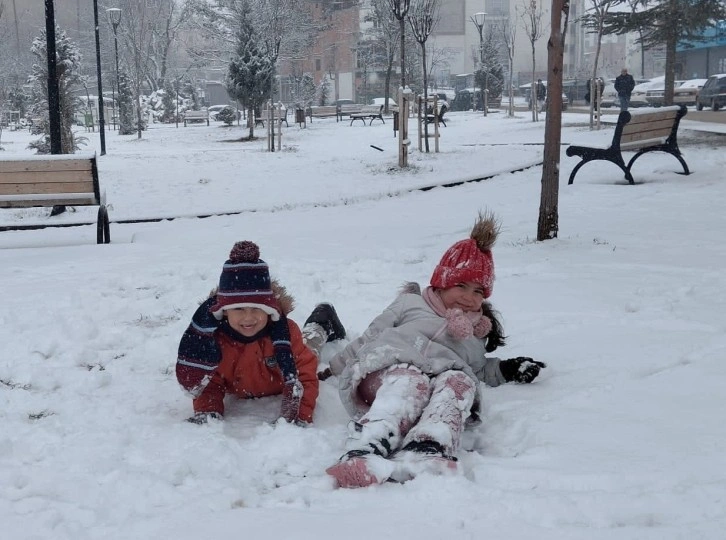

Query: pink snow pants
<box><xmin>348</xmin><ymin>364</ymin><xmax>477</xmax><ymax>457</ymax></box>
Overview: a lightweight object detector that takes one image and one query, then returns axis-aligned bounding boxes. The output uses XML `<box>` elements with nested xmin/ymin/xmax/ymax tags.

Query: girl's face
<box><xmin>438</xmin><ymin>281</ymin><xmax>486</xmax><ymax>313</ymax></box>
<box><xmin>225</xmin><ymin>307</ymin><xmax>269</xmax><ymax>336</ymax></box>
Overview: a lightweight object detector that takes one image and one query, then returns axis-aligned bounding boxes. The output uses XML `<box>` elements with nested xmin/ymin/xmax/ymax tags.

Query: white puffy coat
<box><xmin>329</xmin><ymin>290</ymin><xmax>506</xmax><ymax>419</ymax></box>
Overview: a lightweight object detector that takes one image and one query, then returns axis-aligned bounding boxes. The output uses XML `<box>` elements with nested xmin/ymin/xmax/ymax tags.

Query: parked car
<box><xmin>629</xmin><ymin>77</ymin><xmax>670</xmax><ymax>107</ymax></box>
<box><xmin>371</xmin><ymin>97</ymin><xmax>397</xmax><ymax>107</ymax></box>
<box><xmin>696</xmin><ymin>73</ymin><xmax>726</xmax><ymax>111</ymax></box>
<box><xmin>645</xmin><ymin>79</ymin><xmax>706</xmax><ymax>107</ymax></box>
<box><xmin>208</xmin><ymin>104</ymin><xmax>240</xmax><ymax>121</ymax></box>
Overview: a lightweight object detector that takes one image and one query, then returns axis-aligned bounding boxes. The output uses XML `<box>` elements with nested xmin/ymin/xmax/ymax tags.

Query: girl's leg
<box><xmin>345</xmin><ymin>364</ymin><xmax>431</xmax><ymax>457</ymax></box>
<box><xmin>401</xmin><ymin>370</ymin><xmax>477</xmax><ymax>457</ymax></box>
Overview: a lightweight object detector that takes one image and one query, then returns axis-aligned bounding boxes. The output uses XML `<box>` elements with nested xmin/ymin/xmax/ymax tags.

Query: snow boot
<box><xmin>304</xmin><ymin>303</ymin><xmax>346</xmax><ymax>342</ymax></box>
<box><xmin>389</xmin><ymin>440</ymin><xmax>459</xmax><ymax>483</ymax></box>
<box><xmin>326</xmin><ymin>449</ymin><xmax>395</xmax><ymax>489</ymax></box>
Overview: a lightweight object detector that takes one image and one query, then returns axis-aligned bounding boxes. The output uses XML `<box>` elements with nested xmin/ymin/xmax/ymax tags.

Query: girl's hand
<box><xmin>499</xmin><ymin>357</ymin><xmax>547</xmax><ymax>383</ymax></box>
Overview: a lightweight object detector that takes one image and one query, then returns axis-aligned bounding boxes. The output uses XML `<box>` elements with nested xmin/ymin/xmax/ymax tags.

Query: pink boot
<box><xmin>326</xmin><ymin>451</ymin><xmax>395</xmax><ymax>489</ymax></box>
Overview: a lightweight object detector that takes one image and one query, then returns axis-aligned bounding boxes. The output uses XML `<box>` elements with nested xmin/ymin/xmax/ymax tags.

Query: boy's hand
<box><xmin>317</xmin><ymin>367</ymin><xmax>333</xmax><ymax>381</ymax></box>
<box><xmin>187</xmin><ymin>411</ymin><xmax>223</xmax><ymax>424</ymax></box>
<box><xmin>279</xmin><ymin>379</ymin><xmax>303</xmax><ymax>423</ymax></box>
<box><xmin>500</xmin><ymin>357</ymin><xmax>547</xmax><ymax>383</ymax></box>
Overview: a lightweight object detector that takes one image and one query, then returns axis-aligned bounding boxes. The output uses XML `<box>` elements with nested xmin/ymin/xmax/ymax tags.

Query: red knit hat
<box><xmin>430</xmin><ymin>213</ymin><xmax>498</xmax><ymax>298</ymax></box>
<box><xmin>209</xmin><ymin>241</ymin><xmax>281</xmax><ymax>320</ymax></box>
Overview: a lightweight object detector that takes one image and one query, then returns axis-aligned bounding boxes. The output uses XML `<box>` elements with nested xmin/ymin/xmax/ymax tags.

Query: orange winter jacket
<box><xmin>193</xmin><ymin>320</ymin><xmax>319</xmax><ymax>423</ymax></box>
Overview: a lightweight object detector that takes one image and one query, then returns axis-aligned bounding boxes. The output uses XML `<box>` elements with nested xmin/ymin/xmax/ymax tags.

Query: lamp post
<box><xmin>107</xmin><ymin>8</ymin><xmax>121</xmax><ymax>132</ymax></box>
<box><xmin>471</xmin><ymin>11</ymin><xmax>488</xmax><ymax>116</ymax></box>
<box><xmin>92</xmin><ymin>0</ymin><xmax>106</xmax><ymax>155</ymax></box>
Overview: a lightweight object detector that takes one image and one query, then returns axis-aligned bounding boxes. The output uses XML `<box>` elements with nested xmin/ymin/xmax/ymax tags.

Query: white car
<box><xmin>371</xmin><ymin>97</ymin><xmax>397</xmax><ymax>107</ymax></box>
<box><xmin>645</xmin><ymin>79</ymin><xmax>706</xmax><ymax>107</ymax></box>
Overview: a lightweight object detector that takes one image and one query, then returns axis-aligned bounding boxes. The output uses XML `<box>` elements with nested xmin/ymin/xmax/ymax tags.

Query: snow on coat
<box><xmin>328</xmin><ymin>287</ymin><xmax>506</xmax><ymax>420</ymax></box>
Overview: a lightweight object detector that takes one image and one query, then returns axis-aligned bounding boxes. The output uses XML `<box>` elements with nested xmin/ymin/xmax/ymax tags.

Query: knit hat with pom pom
<box><xmin>430</xmin><ymin>212</ymin><xmax>499</xmax><ymax>298</ymax></box>
<box><xmin>209</xmin><ymin>241</ymin><xmax>281</xmax><ymax>320</ymax></box>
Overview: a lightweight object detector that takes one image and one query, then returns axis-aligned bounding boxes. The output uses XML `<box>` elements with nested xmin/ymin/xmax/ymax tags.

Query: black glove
<box><xmin>187</xmin><ymin>411</ymin><xmax>223</xmax><ymax>424</ymax></box>
<box><xmin>499</xmin><ymin>357</ymin><xmax>547</xmax><ymax>383</ymax></box>
<box><xmin>317</xmin><ymin>367</ymin><xmax>333</xmax><ymax>381</ymax></box>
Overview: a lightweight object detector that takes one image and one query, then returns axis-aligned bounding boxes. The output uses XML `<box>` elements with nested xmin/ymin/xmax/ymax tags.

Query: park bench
<box><xmin>0</xmin><ymin>153</ymin><xmax>110</xmax><ymax>243</ymax></box>
<box><xmin>306</xmin><ymin>105</ymin><xmax>338</xmax><ymax>122</ymax></box>
<box><xmin>425</xmin><ymin>107</ymin><xmax>447</xmax><ymax>127</ymax></box>
<box><xmin>566</xmin><ymin>105</ymin><xmax>690</xmax><ymax>185</ymax></box>
<box><xmin>349</xmin><ymin>105</ymin><xmax>385</xmax><ymax>126</ymax></box>
<box><xmin>255</xmin><ymin>106</ymin><xmax>289</xmax><ymax>128</ymax></box>
<box><xmin>183</xmin><ymin>108</ymin><xmax>210</xmax><ymax>126</ymax></box>
<box><xmin>336</xmin><ymin>103</ymin><xmax>363</xmax><ymax>121</ymax></box>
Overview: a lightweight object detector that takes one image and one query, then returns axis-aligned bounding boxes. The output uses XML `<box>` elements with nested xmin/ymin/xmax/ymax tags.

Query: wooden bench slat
<box><xmin>0</xmin><ymin>171</ymin><xmax>97</xmax><ymax>185</ymax></box>
<box><xmin>0</xmin><ymin>181</ymin><xmax>96</xmax><ymax>196</ymax></box>
<box><xmin>0</xmin><ymin>160</ymin><xmax>94</xmax><ymax>174</ymax></box>
<box><xmin>0</xmin><ymin>192</ymin><xmax>98</xmax><ymax>208</ymax></box>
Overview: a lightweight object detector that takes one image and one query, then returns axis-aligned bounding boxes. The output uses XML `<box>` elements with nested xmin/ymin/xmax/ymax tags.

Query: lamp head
<box><xmin>107</xmin><ymin>8</ymin><xmax>122</xmax><ymax>27</ymax></box>
<box><xmin>473</xmin><ymin>11</ymin><xmax>487</xmax><ymax>27</ymax></box>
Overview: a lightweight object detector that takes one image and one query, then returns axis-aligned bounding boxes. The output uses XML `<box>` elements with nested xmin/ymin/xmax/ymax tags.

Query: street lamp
<box><xmin>471</xmin><ymin>11</ymin><xmax>488</xmax><ymax>116</ymax></box>
<box><xmin>92</xmin><ymin>0</ymin><xmax>106</xmax><ymax>154</ymax></box>
<box><xmin>107</xmin><ymin>8</ymin><xmax>122</xmax><ymax>132</ymax></box>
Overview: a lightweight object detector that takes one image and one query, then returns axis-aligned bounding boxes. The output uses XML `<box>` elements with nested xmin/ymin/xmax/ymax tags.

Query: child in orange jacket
<box><xmin>176</xmin><ymin>240</ymin><xmax>344</xmax><ymax>425</ymax></box>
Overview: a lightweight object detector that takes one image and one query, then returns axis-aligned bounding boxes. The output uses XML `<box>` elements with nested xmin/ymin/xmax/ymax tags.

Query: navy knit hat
<box><xmin>209</xmin><ymin>241</ymin><xmax>281</xmax><ymax>320</ymax></box>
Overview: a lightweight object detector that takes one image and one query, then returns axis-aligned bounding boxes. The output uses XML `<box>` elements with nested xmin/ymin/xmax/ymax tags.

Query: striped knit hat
<box><xmin>209</xmin><ymin>241</ymin><xmax>281</xmax><ymax>320</ymax></box>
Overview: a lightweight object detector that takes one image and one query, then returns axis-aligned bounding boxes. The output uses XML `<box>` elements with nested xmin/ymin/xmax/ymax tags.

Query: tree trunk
<box><xmin>531</xmin><ymin>51</ymin><xmax>536</xmax><ymax>122</ymax></box>
<box><xmin>44</xmin><ymin>0</ymin><xmax>62</xmax><ymax>154</ymax></box>
<box><xmin>422</xmin><ymin>46</ymin><xmax>429</xmax><ymax>153</ymax></box>
<box><xmin>664</xmin><ymin>21</ymin><xmax>677</xmax><ymax>106</ymax></box>
<box><xmin>400</xmin><ymin>17</ymin><xmax>406</xmax><ymax>88</ymax></box>
<box><xmin>537</xmin><ymin>0</ymin><xmax>565</xmax><ymax>242</ymax></box>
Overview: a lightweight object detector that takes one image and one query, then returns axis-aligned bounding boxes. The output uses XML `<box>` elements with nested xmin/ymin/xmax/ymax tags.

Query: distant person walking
<box><xmin>615</xmin><ymin>68</ymin><xmax>635</xmax><ymax>112</ymax></box>
<box><xmin>535</xmin><ymin>79</ymin><xmax>547</xmax><ymax>112</ymax></box>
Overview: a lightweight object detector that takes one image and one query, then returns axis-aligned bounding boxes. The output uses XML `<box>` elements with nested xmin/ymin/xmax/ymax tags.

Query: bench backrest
<box><xmin>359</xmin><ymin>105</ymin><xmax>384</xmax><ymax>114</ymax></box>
<box><xmin>309</xmin><ymin>105</ymin><xmax>338</xmax><ymax>116</ymax></box>
<box><xmin>617</xmin><ymin>106</ymin><xmax>685</xmax><ymax>150</ymax></box>
<box><xmin>184</xmin><ymin>109</ymin><xmax>209</xmax><ymax>119</ymax></box>
<box><xmin>338</xmin><ymin>104</ymin><xmax>362</xmax><ymax>114</ymax></box>
<box><xmin>0</xmin><ymin>156</ymin><xmax>100</xmax><ymax>209</ymax></box>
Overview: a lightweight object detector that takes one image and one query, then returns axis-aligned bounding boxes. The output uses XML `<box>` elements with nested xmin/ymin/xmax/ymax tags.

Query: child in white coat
<box><xmin>324</xmin><ymin>213</ymin><xmax>545</xmax><ymax>488</ymax></box>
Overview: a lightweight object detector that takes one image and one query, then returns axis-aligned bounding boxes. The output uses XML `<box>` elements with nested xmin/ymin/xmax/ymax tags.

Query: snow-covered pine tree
<box><xmin>118</xmin><ymin>71</ymin><xmax>136</xmax><ymax>135</ymax></box>
<box><xmin>475</xmin><ymin>34</ymin><xmax>504</xmax><ymax>109</ymax></box>
<box><xmin>161</xmin><ymin>80</ymin><xmax>176</xmax><ymax>123</ymax></box>
<box><xmin>27</xmin><ymin>26</ymin><xmax>84</xmax><ymax>154</ymax></box>
<box><xmin>225</xmin><ymin>2</ymin><xmax>274</xmax><ymax>139</ymax></box>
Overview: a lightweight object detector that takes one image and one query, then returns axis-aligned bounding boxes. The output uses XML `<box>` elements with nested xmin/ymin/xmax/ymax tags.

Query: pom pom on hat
<box><xmin>229</xmin><ymin>241</ymin><xmax>260</xmax><ymax>263</ymax></box>
<box><xmin>209</xmin><ymin>241</ymin><xmax>281</xmax><ymax>320</ymax></box>
<box><xmin>430</xmin><ymin>211</ymin><xmax>499</xmax><ymax>298</ymax></box>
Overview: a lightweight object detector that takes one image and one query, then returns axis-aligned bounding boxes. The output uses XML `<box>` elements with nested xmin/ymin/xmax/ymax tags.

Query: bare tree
<box><xmin>537</xmin><ymin>0</ymin><xmax>569</xmax><ymax>241</ymax></box>
<box><xmin>521</xmin><ymin>0</ymin><xmax>546</xmax><ymax>122</ymax></box>
<box><xmin>580</xmin><ymin>0</ymin><xmax>613</xmax><ymax>129</ymax></box>
<box><xmin>407</xmin><ymin>0</ymin><xmax>440</xmax><ymax>152</ymax></box>
<box><xmin>365</xmin><ymin>0</ymin><xmax>400</xmax><ymax>112</ymax></box>
<box><xmin>388</xmin><ymin>0</ymin><xmax>412</xmax><ymax>89</ymax></box>
<box><xmin>497</xmin><ymin>17</ymin><xmax>518</xmax><ymax>117</ymax></box>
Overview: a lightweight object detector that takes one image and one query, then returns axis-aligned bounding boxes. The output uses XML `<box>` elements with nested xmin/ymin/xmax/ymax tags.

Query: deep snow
<box><xmin>1</xmin><ymin>107</ymin><xmax>725</xmax><ymax>540</ymax></box>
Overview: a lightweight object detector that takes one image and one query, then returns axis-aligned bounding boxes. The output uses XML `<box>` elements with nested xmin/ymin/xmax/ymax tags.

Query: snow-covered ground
<box><xmin>1</xmin><ymin>109</ymin><xmax>725</xmax><ymax>540</ymax></box>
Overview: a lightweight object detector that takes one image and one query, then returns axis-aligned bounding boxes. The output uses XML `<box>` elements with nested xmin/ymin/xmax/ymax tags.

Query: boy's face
<box><xmin>438</xmin><ymin>281</ymin><xmax>486</xmax><ymax>313</ymax></box>
<box><xmin>225</xmin><ymin>307</ymin><xmax>269</xmax><ymax>336</ymax></box>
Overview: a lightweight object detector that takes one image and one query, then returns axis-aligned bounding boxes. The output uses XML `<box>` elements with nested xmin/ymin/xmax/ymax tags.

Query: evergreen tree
<box><xmin>475</xmin><ymin>34</ymin><xmax>504</xmax><ymax>108</ymax></box>
<box><xmin>602</xmin><ymin>0</ymin><xmax>726</xmax><ymax>105</ymax></box>
<box><xmin>319</xmin><ymin>77</ymin><xmax>331</xmax><ymax>106</ymax></box>
<box><xmin>27</xmin><ymin>26</ymin><xmax>85</xmax><ymax>154</ymax></box>
<box><xmin>161</xmin><ymin>80</ymin><xmax>176</xmax><ymax>123</ymax></box>
<box><xmin>118</xmin><ymin>71</ymin><xmax>136</xmax><ymax>135</ymax></box>
<box><xmin>225</xmin><ymin>2</ymin><xmax>274</xmax><ymax>138</ymax></box>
